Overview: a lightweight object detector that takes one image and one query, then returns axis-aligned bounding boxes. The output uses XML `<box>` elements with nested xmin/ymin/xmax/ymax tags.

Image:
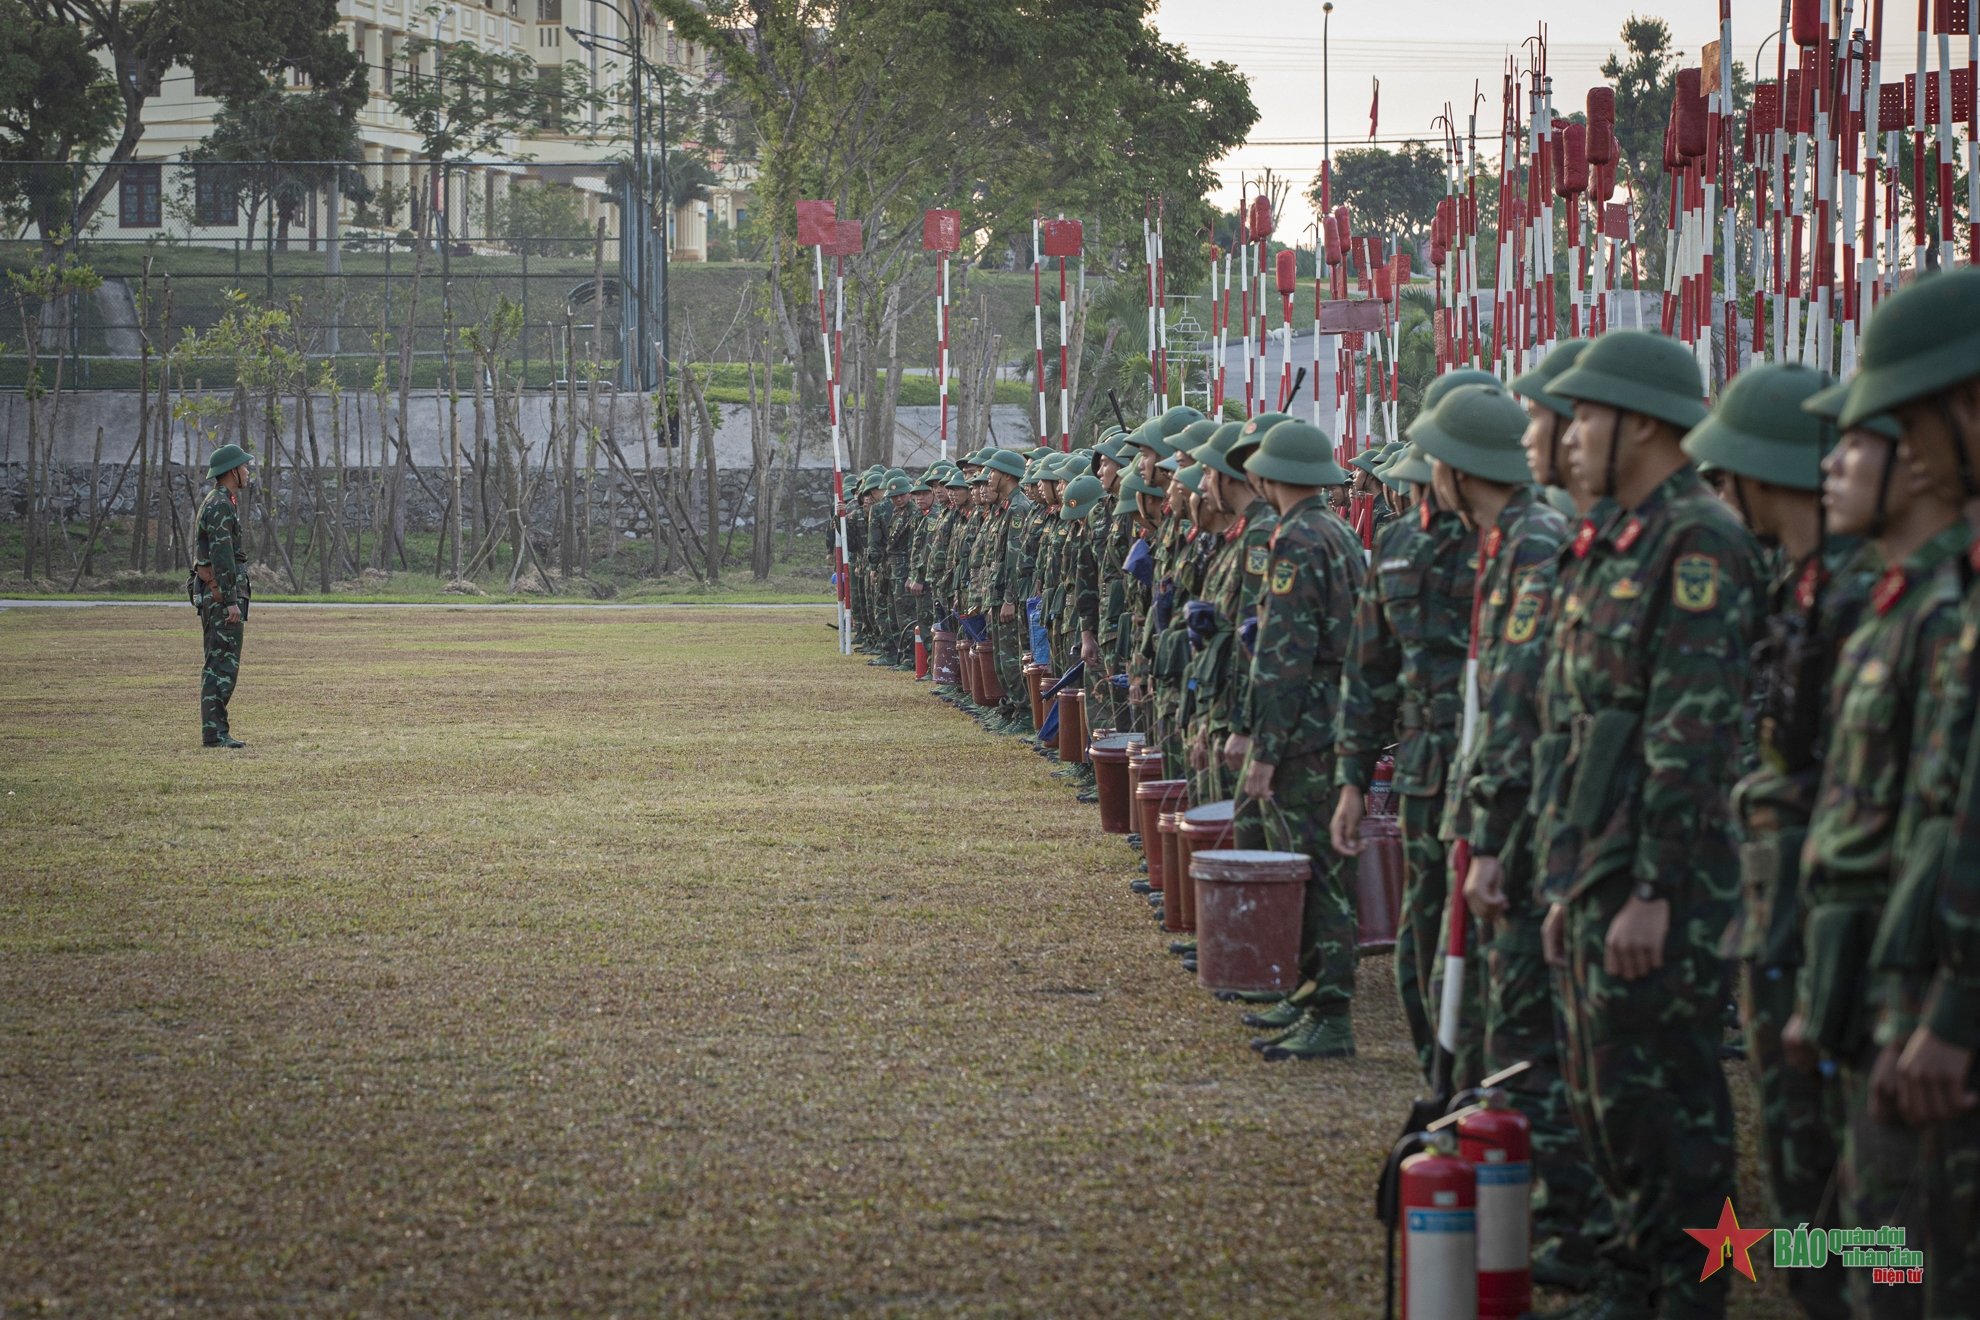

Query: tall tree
<box><xmin>187</xmin><ymin>89</ymin><xmax>368</xmax><ymax>251</ymax></box>
<box><xmin>1600</xmin><ymin>16</ymin><xmax>1680</xmax><ymax>278</ymax></box>
<box><xmin>0</xmin><ymin>0</ymin><xmax>121</xmax><ymax>242</ymax></box>
<box><xmin>3</xmin><ymin>0</ymin><xmax>363</xmax><ymax>258</ymax></box>
<box><xmin>1311</xmin><ymin>141</ymin><xmax>1445</xmax><ymax>257</ymax></box>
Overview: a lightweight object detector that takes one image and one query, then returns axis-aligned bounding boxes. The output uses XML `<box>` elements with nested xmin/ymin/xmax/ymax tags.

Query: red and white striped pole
<box><xmin>1032</xmin><ymin>217</ymin><xmax>1048</xmax><ymax>444</ymax></box>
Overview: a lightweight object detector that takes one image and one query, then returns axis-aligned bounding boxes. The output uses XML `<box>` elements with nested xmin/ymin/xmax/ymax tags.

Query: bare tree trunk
<box><xmin>681</xmin><ymin>361</ymin><xmax>721</xmax><ymax>583</ymax></box>
<box><xmin>131</xmin><ymin>258</ymin><xmax>153</xmax><ymax>571</ymax></box>
<box><xmin>562</xmin><ymin>315</ymin><xmax>580</xmax><ymax>576</ymax></box>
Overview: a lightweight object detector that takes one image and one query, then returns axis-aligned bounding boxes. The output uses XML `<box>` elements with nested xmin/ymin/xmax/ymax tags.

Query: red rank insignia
<box><xmin>1795</xmin><ymin>559</ymin><xmax>1825</xmax><ymax>610</ymax></box>
<box><xmin>1484</xmin><ymin>527</ymin><xmax>1503</xmax><ymax>559</ymax></box>
<box><xmin>1419</xmin><ymin>500</ymin><xmax>1433</xmax><ymax>529</ymax></box>
<box><xmin>1225</xmin><ymin>517</ymin><xmax>1247</xmax><ymax>542</ymax></box>
<box><xmin>1615</xmin><ymin>518</ymin><xmax>1643</xmax><ymax>552</ymax></box>
<box><xmin>1572</xmin><ymin>521</ymin><xmax>1597</xmax><ymax>559</ymax></box>
<box><xmin>1872</xmin><ymin>565</ymin><xmax>1908</xmax><ymax>616</ymax></box>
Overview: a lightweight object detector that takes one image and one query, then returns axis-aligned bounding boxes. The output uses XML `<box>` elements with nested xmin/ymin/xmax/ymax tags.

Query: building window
<box><xmin>534</xmin><ymin>68</ymin><xmax>564</xmax><ymax>130</ymax></box>
<box><xmin>193</xmin><ymin>168</ymin><xmax>238</xmax><ymax>227</ymax></box>
<box><xmin>119</xmin><ymin>164</ymin><xmax>161</xmax><ymax>228</ymax></box>
<box><xmin>536</xmin><ymin>0</ymin><xmax>560</xmax><ymax>19</ymax></box>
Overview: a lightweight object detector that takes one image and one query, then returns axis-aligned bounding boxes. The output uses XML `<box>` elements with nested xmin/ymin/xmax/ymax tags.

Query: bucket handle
<box><xmin>1231</xmin><ymin>789</ymin><xmax>1297</xmax><ymax>854</ymax></box>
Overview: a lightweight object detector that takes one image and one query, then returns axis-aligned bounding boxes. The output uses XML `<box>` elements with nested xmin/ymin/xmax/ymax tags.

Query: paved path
<box><xmin>0</xmin><ymin>599</ymin><xmax>835</xmax><ymax>611</ymax></box>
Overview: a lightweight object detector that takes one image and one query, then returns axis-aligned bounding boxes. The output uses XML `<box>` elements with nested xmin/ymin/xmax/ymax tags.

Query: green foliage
<box><xmin>392</xmin><ymin>29</ymin><xmax>600</xmax><ymax>167</ymax></box>
<box><xmin>4</xmin><ymin>0</ymin><xmax>364</xmax><ymax>247</ymax></box>
<box><xmin>497</xmin><ymin>183</ymin><xmax>590</xmax><ymax>258</ymax></box>
<box><xmin>186</xmin><ymin>90</ymin><xmax>369</xmax><ymax>250</ymax></box>
<box><xmin>0</xmin><ymin>0</ymin><xmax>121</xmax><ymax>236</ymax></box>
<box><xmin>1312</xmin><ymin>141</ymin><xmax>1446</xmax><ymax>254</ymax></box>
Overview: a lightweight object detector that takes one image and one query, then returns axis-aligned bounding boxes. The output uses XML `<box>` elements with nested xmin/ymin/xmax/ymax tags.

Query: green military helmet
<box><xmin>1114</xmin><ymin>488</ymin><xmax>1143</xmax><ymax>515</ymax></box>
<box><xmin>1171</xmin><ymin>463</ymin><xmax>1208</xmax><ymax>494</ymax></box>
<box><xmin>1174</xmin><ymin>418</ymin><xmax>1219</xmax><ymax>457</ymax></box>
<box><xmin>1229</xmin><ymin>411</ymin><xmax>1294</xmax><ymax>471</ymax></box>
<box><xmin>1421</xmin><ymin>366</ymin><xmax>1505</xmax><ymax>415</ymax></box>
<box><xmin>979</xmin><ymin>448</ymin><xmax>1028</xmax><ymax>479</ymax></box>
<box><xmin>1061</xmin><ymin>473</ymin><xmax>1107</xmax><ymax>521</ymax></box>
<box><xmin>1158</xmin><ymin>405</ymin><xmax>1205</xmax><ymax>437</ymax></box>
<box><xmin>1510</xmin><ymin>339</ymin><xmax>1589</xmax><ymax>420</ymax></box>
<box><xmin>1681</xmin><ymin>363</ymin><xmax>1834</xmax><ymax>491</ymax></box>
<box><xmin>884</xmin><ymin>474</ymin><xmax>914</xmax><ymax>496</ymax></box>
<box><xmin>1095</xmin><ymin>437</ymin><xmax>1131</xmax><ymax>464</ymax></box>
<box><xmin>957</xmin><ymin>451</ymin><xmax>985</xmax><ymax>469</ymax></box>
<box><xmin>1803</xmin><ymin>378</ymin><xmax>1901</xmax><ymax>441</ymax></box>
<box><xmin>1118</xmin><ymin>469</ymin><xmax>1165</xmax><ymax>498</ymax></box>
<box><xmin>1059</xmin><ymin>449</ymin><xmax>1093</xmax><ymax>476</ymax></box>
<box><xmin>1123</xmin><ymin>418</ymin><xmax>1177</xmax><ymax>460</ymax></box>
<box><xmin>1192</xmin><ymin>421</ymin><xmax>1250</xmax><ymax>480</ymax></box>
<box><xmin>1156</xmin><ymin>452</ymin><xmax>1182</xmax><ymax>472</ymax></box>
<box><xmin>1346</xmin><ymin>444</ymin><xmax>1386</xmax><ymax>475</ymax></box>
<box><xmin>1410</xmin><ymin>384</ymin><xmax>1534</xmax><ymax>485</ymax></box>
<box><xmin>967</xmin><ymin>470</ymin><xmax>991</xmax><ymax>485</ymax></box>
<box><xmin>1547</xmin><ymin>328</ymin><xmax>1709</xmax><ymax>431</ymax></box>
<box><xmin>909</xmin><ymin>475</ymin><xmax>933</xmax><ymax>493</ymax></box>
<box><xmin>1840</xmin><ymin>266</ymin><xmax>1980</xmax><ymax>428</ymax></box>
<box><xmin>1094</xmin><ymin>423</ymin><xmax>1128</xmax><ymax>446</ymax></box>
<box><xmin>1245</xmin><ymin>421</ymin><xmax>1350</xmax><ymax>487</ymax></box>
<box><xmin>944</xmin><ymin>472</ymin><xmax>972</xmax><ymax>490</ymax></box>
<box><xmin>206</xmin><ymin>443</ymin><xmax>253</xmax><ymax>480</ymax></box>
<box><xmin>854</xmin><ymin>470</ymin><xmax>881</xmax><ymax>494</ymax></box>
<box><xmin>1385</xmin><ymin>441</ymin><xmax>1435</xmax><ymax>486</ymax></box>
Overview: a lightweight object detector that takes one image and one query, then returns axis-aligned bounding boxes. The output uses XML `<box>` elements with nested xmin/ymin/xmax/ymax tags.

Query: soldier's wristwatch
<box><xmin>1632</xmin><ymin>881</ymin><xmax>1662</xmax><ymax>903</ymax></box>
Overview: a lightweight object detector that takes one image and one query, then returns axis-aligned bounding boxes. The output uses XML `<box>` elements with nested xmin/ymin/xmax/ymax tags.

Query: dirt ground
<box><xmin>0</xmin><ymin>607</ymin><xmax>1800</xmax><ymax>1317</ymax></box>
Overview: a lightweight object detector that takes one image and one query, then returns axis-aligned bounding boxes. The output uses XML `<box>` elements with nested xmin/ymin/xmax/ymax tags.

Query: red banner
<box><xmin>922</xmin><ymin>208</ymin><xmax>961</xmax><ymax>253</ymax></box>
<box><xmin>796</xmin><ymin>199</ymin><xmax>836</xmax><ymax>247</ymax></box>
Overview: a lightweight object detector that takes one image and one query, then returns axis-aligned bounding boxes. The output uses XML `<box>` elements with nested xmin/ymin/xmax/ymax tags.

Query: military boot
<box><xmin>1240</xmin><ymin>982</ymin><xmax>1315</xmax><ymax>1030</ymax></box>
<box><xmin>204</xmin><ymin>734</ymin><xmax>245</xmax><ymax>749</ymax></box>
<box><xmin>1259</xmin><ymin>1013</ymin><xmax>1355</xmax><ymax>1062</ymax></box>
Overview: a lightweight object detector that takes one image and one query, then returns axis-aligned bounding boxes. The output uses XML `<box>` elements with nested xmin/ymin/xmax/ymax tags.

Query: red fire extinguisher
<box><xmin>1459</xmin><ymin>1088</ymin><xmax>1533</xmax><ymax>1319</ymax></box>
<box><xmin>914</xmin><ymin>625</ymin><xmax>929</xmax><ymax>679</ymax></box>
<box><xmin>1400</xmin><ymin>1129</ymin><xmax>1477</xmax><ymax>1319</ymax></box>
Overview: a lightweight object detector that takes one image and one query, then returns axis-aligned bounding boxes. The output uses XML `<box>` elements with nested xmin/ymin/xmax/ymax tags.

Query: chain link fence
<box><xmin>1</xmin><ymin>159</ymin><xmax>666</xmax><ymax>391</ymax></box>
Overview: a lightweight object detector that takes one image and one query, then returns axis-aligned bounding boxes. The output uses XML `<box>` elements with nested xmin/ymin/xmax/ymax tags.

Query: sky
<box><xmin>1150</xmin><ymin>0</ymin><xmax>1800</xmax><ymax>236</ymax></box>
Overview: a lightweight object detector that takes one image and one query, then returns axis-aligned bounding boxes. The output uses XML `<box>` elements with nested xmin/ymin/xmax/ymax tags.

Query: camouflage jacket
<box><xmin>952</xmin><ymin>509</ymin><xmax>983</xmax><ymax>611</ymax></box>
<box><xmin>1895</xmin><ymin>556</ymin><xmax>1980</xmax><ymax>1049</ymax></box>
<box><xmin>1535</xmin><ymin>465</ymin><xmax>1763</xmax><ymax>906</ymax></box>
<box><xmin>1336</xmin><ymin>507</ymin><xmax>1475</xmax><ymax>797</ymax></box>
<box><xmin>886</xmin><ymin>500</ymin><xmax>917</xmax><ymax>575</ymax></box>
<box><xmin>1099</xmin><ymin>503</ymin><xmax>1141</xmax><ymax>660</ymax></box>
<box><xmin>194</xmin><ymin>486</ymin><xmax>248</xmax><ymax>605</ymax></box>
<box><xmin>1445</xmin><ymin>488</ymin><xmax>1569</xmax><ymax>891</ymax></box>
<box><xmin>1799</xmin><ymin>522</ymin><xmax>1973</xmax><ymax>1053</ymax></box>
<box><xmin>1011</xmin><ymin>501</ymin><xmax>1049</xmax><ymax>601</ymax></box>
<box><xmin>1243</xmin><ymin>495</ymin><xmax>1368</xmax><ymax>765</ymax></box>
<box><xmin>1182</xmin><ymin>500</ymin><xmax>1279</xmax><ymax>738</ymax></box>
<box><xmin>1068</xmin><ymin>510</ymin><xmax>1104</xmax><ymax>637</ymax></box>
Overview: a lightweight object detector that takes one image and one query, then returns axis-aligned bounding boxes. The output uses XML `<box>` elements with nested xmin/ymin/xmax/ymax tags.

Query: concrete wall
<box><xmin>0</xmin><ymin>392</ymin><xmax>1038</xmax><ymax>473</ymax></box>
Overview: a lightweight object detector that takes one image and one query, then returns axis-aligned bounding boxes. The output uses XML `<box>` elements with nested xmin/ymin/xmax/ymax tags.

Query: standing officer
<box><xmin>1538</xmin><ymin>329</ymin><xmax>1764</xmax><ymax>1318</ymax></box>
<box><xmin>1681</xmin><ymin>364</ymin><xmax>1869</xmax><ymax>1320</ymax></box>
<box><xmin>1233</xmin><ymin>420</ymin><xmax>1367</xmax><ymax>1061</ymax></box>
<box><xmin>195</xmin><ymin>443</ymin><xmax>254</xmax><ymax>748</ymax></box>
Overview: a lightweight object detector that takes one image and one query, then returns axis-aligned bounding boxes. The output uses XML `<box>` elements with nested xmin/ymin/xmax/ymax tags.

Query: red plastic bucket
<box><xmin>1090</xmin><ymin>735</ymin><xmax>1138</xmax><ymax>834</ymax></box>
<box><xmin>980</xmin><ymin>644</ymin><xmax>1006</xmax><ymax>703</ymax></box>
<box><xmin>1057</xmin><ymin>690</ymin><xmax>1088</xmax><ymax>763</ymax></box>
<box><xmin>1191</xmin><ymin>849</ymin><xmax>1311</xmax><ymax>993</ymax></box>
<box><xmin>1134</xmin><ymin>779</ymin><xmax>1188</xmax><ymax>892</ymax></box>
<box><xmin>1175</xmin><ymin>800</ymin><xmax>1235</xmax><ymax>935</ymax></box>
<box><xmin>932</xmin><ymin>629</ymin><xmax>957</xmax><ymax>684</ymax></box>
<box><xmin>1024</xmin><ymin>664</ymin><xmax>1053</xmax><ymax>728</ymax></box>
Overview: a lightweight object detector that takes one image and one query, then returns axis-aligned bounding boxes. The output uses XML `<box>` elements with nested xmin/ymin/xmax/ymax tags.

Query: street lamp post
<box><xmin>569</xmin><ymin>0</ymin><xmax>667</xmax><ymax>396</ymax></box>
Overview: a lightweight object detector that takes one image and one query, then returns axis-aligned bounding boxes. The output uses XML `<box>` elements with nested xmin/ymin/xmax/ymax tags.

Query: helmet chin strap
<box><xmin>1729</xmin><ymin>472</ymin><xmax>1756</xmax><ymax>538</ymax></box>
<box><xmin>1934</xmin><ymin>394</ymin><xmax>1979</xmax><ymax>503</ymax></box>
<box><xmin>1604</xmin><ymin>408</ymin><xmax>1630</xmax><ymax>501</ymax></box>
<box><xmin>1546</xmin><ymin>413</ymin><xmax>1568</xmax><ymax>488</ymax></box>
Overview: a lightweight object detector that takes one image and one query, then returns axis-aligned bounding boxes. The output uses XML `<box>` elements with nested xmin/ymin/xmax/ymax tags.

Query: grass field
<box><xmin>0</xmin><ymin>607</ymin><xmax>1799</xmax><ymax>1317</ymax></box>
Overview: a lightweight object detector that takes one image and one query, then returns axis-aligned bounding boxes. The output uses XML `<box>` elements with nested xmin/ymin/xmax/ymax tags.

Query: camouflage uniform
<box><xmin>1335</xmin><ymin>506</ymin><xmax>1474</xmax><ymax>1080</ymax></box>
<box><xmin>1730</xmin><ymin>538</ymin><xmax>1872</xmax><ymax>1320</ymax></box>
<box><xmin>1180</xmin><ymin>499</ymin><xmax>1276</xmax><ymax>803</ymax></box>
<box><xmin>1240</xmin><ymin>490</ymin><xmax>1367</xmax><ymax>1027</ymax></box>
<box><xmin>1535</xmin><ymin>464</ymin><xmax>1763</xmax><ymax>1315</ymax></box>
<box><xmin>194</xmin><ymin>484</ymin><xmax>249</xmax><ymax>745</ymax></box>
<box><xmin>1800</xmin><ymin>523</ymin><xmax>1972</xmax><ymax>1320</ymax></box>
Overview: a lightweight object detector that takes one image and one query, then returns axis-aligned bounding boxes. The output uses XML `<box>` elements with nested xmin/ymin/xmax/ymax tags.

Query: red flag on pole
<box><xmin>1369</xmin><ymin>78</ymin><xmax>1380</xmax><ymax>140</ymax></box>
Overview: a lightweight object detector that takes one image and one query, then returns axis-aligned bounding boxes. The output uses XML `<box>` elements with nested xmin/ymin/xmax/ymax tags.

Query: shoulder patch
<box><xmin>1270</xmin><ymin>559</ymin><xmax>1298</xmax><ymax>596</ymax></box>
<box><xmin>1673</xmin><ymin>553</ymin><xmax>1720</xmax><ymax>613</ymax></box>
<box><xmin>1505</xmin><ymin>590</ymin><xmax>1544</xmax><ymax>644</ymax></box>
<box><xmin>1247</xmin><ymin>545</ymin><xmax>1270</xmax><ymax>576</ymax></box>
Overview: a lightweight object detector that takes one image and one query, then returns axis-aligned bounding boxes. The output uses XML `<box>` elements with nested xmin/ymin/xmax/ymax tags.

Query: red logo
<box><xmin>1684</xmin><ymin>1198</ymin><xmax>1771</xmax><ymax>1282</ymax></box>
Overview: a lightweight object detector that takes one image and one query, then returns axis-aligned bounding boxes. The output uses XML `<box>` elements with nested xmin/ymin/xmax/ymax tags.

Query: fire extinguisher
<box><xmin>914</xmin><ymin>625</ymin><xmax>929</xmax><ymax>679</ymax></box>
<box><xmin>1458</xmin><ymin>1088</ymin><xmax>1533</xmax><ymax>1319</ymax></box>
<box><xmin>1400</xmin><ymin>1129</ymin><xmax>1477</xmax><ymax>1319</ymax></box>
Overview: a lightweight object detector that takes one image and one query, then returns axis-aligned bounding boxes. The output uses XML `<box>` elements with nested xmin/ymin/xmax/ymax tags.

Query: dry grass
<box><xmin>0</xmin><ymin>607</ymin><xmax>1798</xmax><ymax>1317</ymax></box>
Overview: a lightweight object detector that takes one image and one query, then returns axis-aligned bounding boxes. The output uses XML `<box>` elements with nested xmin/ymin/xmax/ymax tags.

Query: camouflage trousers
<box><xmin>1740</xmin><ymin>960</ymin><xmax>1848</xmax><ymax>1319</ymax></box>
<box><xmin>1838</xmin><ymin>1052</ymin><xmax>1929</xmax><ymax>1320</ymax></box>
<box><xmin>1482</xmin><ymin>908</ymin><xmax>1608</xmax><ymax>1267</ymax></box>
<box><xmin>1556</xmin><ymin>875</ymin><xmax>1736</xmax><ymax>1317</ymax></box>
<box><xmin>1919</xmin><ymin>1078</ymin><xmax>1980</xmax><ymax>1320</ymax></box>
<box><xmin>1394</xmin><ymin>793</ymin><xmax>1448</xmax><ymax>1082</ymax></box>
<box><xmin>199</xmin><ymin>600</ymin><xmax>244</xmax><ymax>743</ymax></box>
<box><xmin>1235</xmin><ymin>749</ymin><xmax>1357</xmax><ymax>1021</ymax></box>
<box><xmin>990</xmin><ymin>612</ymin><xmax>1028</xmax><ymax>723</ymax></box>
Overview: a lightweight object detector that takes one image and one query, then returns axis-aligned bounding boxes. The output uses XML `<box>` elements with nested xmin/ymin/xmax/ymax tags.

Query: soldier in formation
<box><xmin>840</xmin><ymin>269</ymin><xmax>1978</xmax><ymax>1320</ymax></box>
